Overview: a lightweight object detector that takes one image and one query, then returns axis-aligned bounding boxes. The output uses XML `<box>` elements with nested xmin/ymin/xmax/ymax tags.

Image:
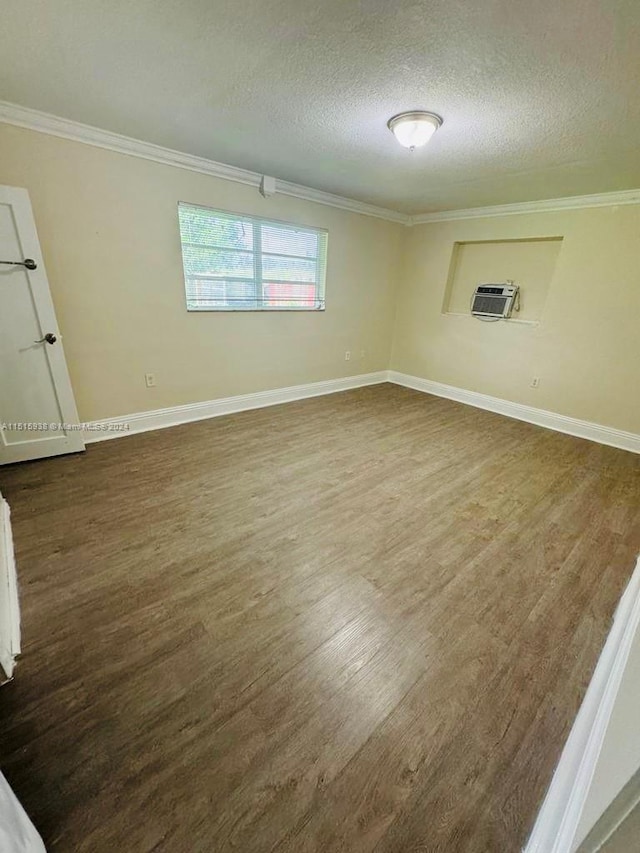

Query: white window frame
<box><xmin>178</xmin><ymin>202</ymin><xmax>328</xmax><ymax>312</ymax></box>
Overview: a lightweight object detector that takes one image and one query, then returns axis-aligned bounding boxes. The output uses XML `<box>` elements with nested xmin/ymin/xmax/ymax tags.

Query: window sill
<box><xmin>442</xmin><ymin>312</ymin><xmax>540</xmax><ymax>327</ymax></box>
<box><xmin>187</xmin><ymin>307</ymin><xmax>326</xmax><ymax>313</ymax></box>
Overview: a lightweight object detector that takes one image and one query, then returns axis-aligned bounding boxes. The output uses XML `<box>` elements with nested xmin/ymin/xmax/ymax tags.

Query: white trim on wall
<box><xmin>85</xmin><ymin>370</ymin><xmax>640</xmax><ymax>455</ymax></box>
<box><xmin>409</xmin><ymin>189</ymin><xmax>640</xmax><ymax>224</ymax></box>
<box><xmin>388</xmin><ymin>372</ymin><xmax>640</xmax><ymax>454</ymax></box>
<box><xmin>0</xmin><ymin>101</ymin><xmax>408</xmax><ymax>225</ymax></box>
<box><xmin>1</xmin><ymin>100</ymin><xmax>639</xmax><ymax>225</ymax></box>
<box><xmin>83</xmin><ymin>371</ymin><xmax>388</xmax><ymax>442</ymax></box>
<box><xmin>0</xmin><ymin>494</ymin><xmax>20</xmax><ymax>682</ymax></box>
<box><xmin>524</xmin><ymin>556</ymin><xmax>640</xmax><ymax>853</ymax></box>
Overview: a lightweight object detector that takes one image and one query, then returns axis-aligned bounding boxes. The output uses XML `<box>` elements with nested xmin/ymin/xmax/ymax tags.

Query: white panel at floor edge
<box><xmin>0</xmin><ymin>492</ymin><xmax>20</xmax><ymax>681</ymax></box>
<box><xmin>524</xmin><ymin>556</ymin><xmax>640</xmax><ymax>852</ymax></box>
<box><xmin>0</xmin><ymin>495</ymin><xmax>44</xmax><ymax>850</ymax></box>
<box><xmin>0</xmin><ymin>773</ymin><xmax>46</xmax><ymax>853</ymax></box>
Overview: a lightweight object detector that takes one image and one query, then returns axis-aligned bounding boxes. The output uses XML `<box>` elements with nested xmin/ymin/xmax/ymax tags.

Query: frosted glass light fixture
<box><xmin>387</xmin><ymin>111</ymin><xmax>442</xmax><ymax>150</ymax></box>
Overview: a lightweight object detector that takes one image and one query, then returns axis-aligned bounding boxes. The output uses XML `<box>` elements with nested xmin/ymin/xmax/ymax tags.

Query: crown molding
<box><xmin>409</xmin><ymin>188</ymin><xmax>640</xmax><ymax>224</ymax></box>
<box><xmin>1</xmin><ymin>100</ymin><xmax>639</xmax><ymax>226</ymax></box>
<box><xmin>272</xmin><ymin>178</ymin><xmax>407</xmax><ymax>223</ymax></box>
<box><xmin>0</xmin><ymin>100</ymin><xmax>409</xmax><ymax>225</ymax></box>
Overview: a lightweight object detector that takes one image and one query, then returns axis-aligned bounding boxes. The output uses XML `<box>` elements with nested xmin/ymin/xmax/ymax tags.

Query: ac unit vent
<box><xmin>471</xmin><ymin>283</ymin><xmax>519</xmax><ymax>319</ymax></box>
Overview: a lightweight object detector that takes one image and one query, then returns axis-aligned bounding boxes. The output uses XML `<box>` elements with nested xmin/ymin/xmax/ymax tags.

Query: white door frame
<box><xmin>0</xmin><ymin>185</ymin><xmax>84</xmax><ymax>463</ymax></box>
<box><xmin>524</xmin><ymin>557</ymin><xmax>640</xmax><ymax>853</ymax></box>
<box><xmin>0</xmin><ymin>492</ymin><xmax>20</xmax><ymax>681</ymax></box>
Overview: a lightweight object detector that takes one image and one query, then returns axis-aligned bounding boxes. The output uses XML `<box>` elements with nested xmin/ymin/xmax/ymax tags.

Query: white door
<box><xmin>0</xmin><ymin>185</ymin><xmax>84</xmax><ymax>464</ymax></box>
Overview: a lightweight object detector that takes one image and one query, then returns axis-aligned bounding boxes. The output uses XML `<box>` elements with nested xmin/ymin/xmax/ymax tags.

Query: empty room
<box><xmin>1</xmin><ymin>1</ymin><xmax>639</xmax><ymax>851</ymax></box>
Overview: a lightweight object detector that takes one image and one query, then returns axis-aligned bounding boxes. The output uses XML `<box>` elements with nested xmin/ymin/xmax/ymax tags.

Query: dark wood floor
<box><xmin>0</xmin><ymin>384</ymin><xmax>638</xmax><ymax>852</ymax></box>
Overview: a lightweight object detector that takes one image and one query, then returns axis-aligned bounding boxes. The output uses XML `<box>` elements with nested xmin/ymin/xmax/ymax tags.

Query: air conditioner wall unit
<box><xmin>471</xmin><ymin>283</ymin><xmax>519</xmax><ymax>319</ymax></box>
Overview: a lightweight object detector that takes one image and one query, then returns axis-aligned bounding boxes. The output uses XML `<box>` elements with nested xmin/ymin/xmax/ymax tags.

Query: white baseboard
<box><xmin>86</xmin><ymin>370</ymin><xmax>640</xmax><ymax>454</ymax></box>
<box><xmin>387</xmin><ymin>371</ymin><xmax>640</xmax><ymax>454</ymax></box>
<box><xmin>523</xmin><ymin>556</ymin><xmax>640</xmax><ymax>853</ymax></box>
<box><xmin>83</xmin><ymin>371</ymin><xmax>388</xmax><ymax>442</ymax></box>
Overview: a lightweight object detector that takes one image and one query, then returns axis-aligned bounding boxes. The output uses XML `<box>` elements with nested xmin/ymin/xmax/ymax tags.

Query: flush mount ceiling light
<box><xmin>387</xmin><ymin>111</ymin><xmax>443</xmax><ymax>150</ymax></box>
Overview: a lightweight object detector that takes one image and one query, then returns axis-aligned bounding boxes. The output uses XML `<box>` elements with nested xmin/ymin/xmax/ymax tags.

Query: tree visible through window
<box><xmin>178</xmin><ymin>203</ymin><xmax>328</xmax><ymax>311</ymax></box>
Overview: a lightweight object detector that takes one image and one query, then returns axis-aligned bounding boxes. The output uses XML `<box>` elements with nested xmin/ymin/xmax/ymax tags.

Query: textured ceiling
<box><xmin>1</xmin><ymin>0</ymin><xmax>640</xmax><ymax>214</ymax></box>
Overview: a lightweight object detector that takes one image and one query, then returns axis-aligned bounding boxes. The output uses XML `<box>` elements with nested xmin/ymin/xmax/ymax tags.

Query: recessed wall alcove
<box><xmin>442</xmin><ymin>236</ymin><xmax>564</xmax><ymax>323</ymax></box>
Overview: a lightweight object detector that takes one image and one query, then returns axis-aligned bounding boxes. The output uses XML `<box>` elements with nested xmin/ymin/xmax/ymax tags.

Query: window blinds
<box><xmin>178</xmin><ymin>203</ymin><xmax>328</xmax><ymax>311</ymax></box>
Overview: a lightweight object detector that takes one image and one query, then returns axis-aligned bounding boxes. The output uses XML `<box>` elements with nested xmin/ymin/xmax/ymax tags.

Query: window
<box><xmin>178</xmin><ymin>203</ymin><xmax>328</xmax><ymax>311</ymax></box>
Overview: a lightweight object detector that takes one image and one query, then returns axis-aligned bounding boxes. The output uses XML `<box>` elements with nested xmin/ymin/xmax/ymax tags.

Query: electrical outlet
<box><xmin>145</xmin><ymin>373</ymin><xmax>156</xmax><ymax>388</ymax></box>
<box><xmin>530</xmin><ymin>376</ymin><xmax>540</xmax><ymax>388</ymax></box>
<box><xmin>344</xmin><ymin>351</ymin><xmax>351</xmax><ymax>361</ymax></box>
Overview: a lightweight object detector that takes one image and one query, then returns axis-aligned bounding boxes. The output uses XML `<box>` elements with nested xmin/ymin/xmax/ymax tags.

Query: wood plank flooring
<box><xmin>0</xmin><ymin>384</ymin><xmax>638</xmax><ymax>852</ymax></box>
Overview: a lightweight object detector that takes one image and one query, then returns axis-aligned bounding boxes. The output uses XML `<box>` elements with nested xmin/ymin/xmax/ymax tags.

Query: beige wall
<box><xmin>0</xmin><ymin>124</ymin><xmax>402</xmax><ymax>421</ymax></box>
<box><xmin>1</xmin><ymin>122</ymin><xmax>639</xmax><ymax>436</ymax></box>
<box><xmin>392</xmin><ymin>207</ymin><xmax>640</xmax><ymax>434</ymax></box>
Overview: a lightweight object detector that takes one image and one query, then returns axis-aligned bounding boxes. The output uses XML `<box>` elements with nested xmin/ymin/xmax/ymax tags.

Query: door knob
<box><xmin>35</xmin><ymin>332</ymin><xmax>57</xmax><ymax>345</ymax></box>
